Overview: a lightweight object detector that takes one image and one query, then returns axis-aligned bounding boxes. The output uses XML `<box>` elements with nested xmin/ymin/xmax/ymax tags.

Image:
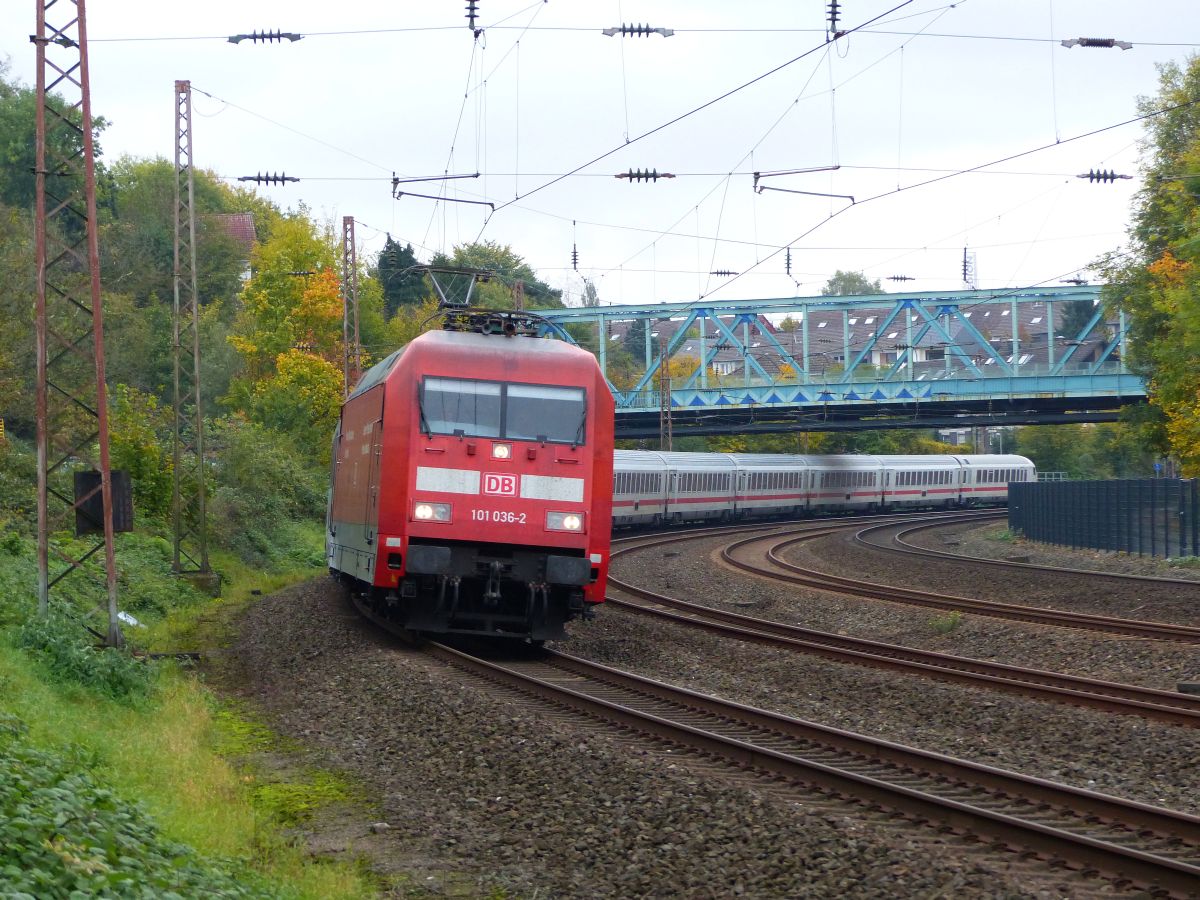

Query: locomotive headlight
<box><xmin>492</xmin><ymin>442</ymin><xmax>513</xmax><ymax>460</ymax></box>
<box><xmin>413</xmin><ymin>501</ymin><xmax>451</xmax><ymax>522</ymax></box>
<box><xmin>546</xmin><ymin>511</ymin><xmax>584</xmax><ymax>532</ymax></box>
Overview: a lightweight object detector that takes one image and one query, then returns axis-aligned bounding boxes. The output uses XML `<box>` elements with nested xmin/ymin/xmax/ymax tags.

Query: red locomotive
<box><xmin>327</xmin><ymin>309</ymin><xmax>614</xmax><ymax>642</ymax></box>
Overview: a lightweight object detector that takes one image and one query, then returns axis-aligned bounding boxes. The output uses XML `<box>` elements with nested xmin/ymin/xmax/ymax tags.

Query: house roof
<box><xmin>210</xmin><ymin>213</ymin><xmax>256</xmax><ymax>256</ymax></box>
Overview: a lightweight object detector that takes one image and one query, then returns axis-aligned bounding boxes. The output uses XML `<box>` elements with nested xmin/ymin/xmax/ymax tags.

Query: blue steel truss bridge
<box><xmin>533</xmin><ymin>286</ymin><xmax>1146</xmax><ymax>439</ymax></box>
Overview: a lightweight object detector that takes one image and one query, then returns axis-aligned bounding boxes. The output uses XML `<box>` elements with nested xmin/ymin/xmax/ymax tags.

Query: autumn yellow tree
<box><xmin>228</xmin><ymin>214</ymin><xmax>342</xmax><ymax>380</ymax></box>
<box><xmin>1142</xmin><ymin>252</ymin><xmax>1200</xmax><ymax>473</ymax></box>
<box><xmin>1102</xmin><ymin>55</ymin><xmax>1200</xmax><ymax>474</ymax></box>
<box><xmin>249</xmin><ymin>350</ymin><xmax>344</xmax><ymax>463</ymax></box>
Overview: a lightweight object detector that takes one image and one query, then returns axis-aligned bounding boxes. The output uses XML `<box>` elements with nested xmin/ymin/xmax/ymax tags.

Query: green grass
<box><xmin>252</xmin><ymin>771</ymin><xmax>359</xmax><ymax>828</ymax></box>
<box><xmin>142</xmin><ymin>520</ymin><xmax>327</xmax><ymax>655</ymax></box>
<box><xmin>0</xmin><ymin>517</ymin><xmax>380</xmax><ymax>899</ymax></box>
<box><xmin>928</xmin><ymin>610</ymin><xmax>964</xmax><ymax>634</ymax></box>
<box><xmin>0</xmin><ymin>709</ymin><xmax>277</xmax><ymax>898</ymax></box>
<box><xmin>0</xmin><ymin>644</ymin><xmax>376</xmax><ymax>898</ymax></box>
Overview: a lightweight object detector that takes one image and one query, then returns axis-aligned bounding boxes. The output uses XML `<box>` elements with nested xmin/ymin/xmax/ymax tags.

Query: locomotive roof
<box><xmin>347</xmin><ymin>329</ymin><xmax>593</xmax><ymax>401</ymax></box>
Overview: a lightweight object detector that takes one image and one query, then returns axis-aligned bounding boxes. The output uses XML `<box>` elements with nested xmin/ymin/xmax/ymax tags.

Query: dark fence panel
<box><xmin>1009</xmin><ymin>479</ymin><xmax>1199</xmax><ymax>559</ymax></box>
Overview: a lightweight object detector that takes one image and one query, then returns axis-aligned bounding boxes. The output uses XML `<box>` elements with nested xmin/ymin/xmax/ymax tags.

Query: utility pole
<box><xmin>340</xmin><ymin>216</ymin><xmax>360</xmax><ymax>395</ymax></box>
<box><xmin>172</xmin><ymin>79</ymin><xmax>210</xmax><ymax>582</ymax></box>
<box><xmin>33</xmin><ymin>0</ymin><xmax>124</xmax><ymax>646</ymax></box>
<box><xmin>658</xmin><ymin>341</ymin><xmax>672</xmax><ymax>452</ymax></box>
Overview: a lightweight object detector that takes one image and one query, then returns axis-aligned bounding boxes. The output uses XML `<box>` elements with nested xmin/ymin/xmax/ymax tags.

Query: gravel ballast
<box><xmin>221</xmin><ymin>520</ymin><xmax>1199</xmax><ymax>897</ymax></box>
<box><xmin>228</xmin><ymin>580</ymin><xmax>1087</xmax><ymax>898</ymax></box>
<box><xmin>591</xmin><ymin>528</ymin><xmax>1200</xmax><ymax>811</ymax></box>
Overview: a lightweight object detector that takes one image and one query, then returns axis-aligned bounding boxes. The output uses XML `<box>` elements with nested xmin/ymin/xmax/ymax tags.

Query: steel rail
<box><xmin>608</xmin><ymin>516</ymin><xmax>1200</xmax><ymax>718</ymax></box>
<box><xmin>609</xmin><ymin>509</ymin><xmax>999</xmax><ymax>554</ymax></box>
<box><xmin>424</xmin><ymin>642</ymin><xmax>1200</xmax><ymax>898</ymax></box>
<box><xmin>861</xmin><ymin>518</ymin><xmax>1200</xmax><ymax>586</ymax></box>
<box><xmin>730</xmin><ymin>529</ymin><xmax>1200</xmax><ymax>642</ymax></box>
<box><xmin>600</xmin><ymin>584</ymin><xmax>1200</xmax><ymax>727</ymax></box>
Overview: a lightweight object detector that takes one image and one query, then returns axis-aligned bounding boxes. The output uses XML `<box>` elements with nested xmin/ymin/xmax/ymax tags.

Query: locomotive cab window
<box><xmin>505</xmin><ymin>383</ymin><xmax>587</xmax><ymax>444</ymax></box>
<box><xmin>421</xmin><ymin>377</ymin><xmax>586</xmax><ymax>445</ymax></box>
<box><xmin>421</xmin><ymin>377</ymin><xmax>501</xmax><ymax>438</ymax></box>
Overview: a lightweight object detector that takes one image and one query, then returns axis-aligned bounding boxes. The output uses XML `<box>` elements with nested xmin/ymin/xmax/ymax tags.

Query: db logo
<box><xmin>483</xmin><ymin>473</ymin><xmax>518</xmax><ymax>496</ymax></box>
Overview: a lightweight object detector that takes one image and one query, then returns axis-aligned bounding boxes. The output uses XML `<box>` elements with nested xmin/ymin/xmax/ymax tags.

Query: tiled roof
<box><xmin>210</xmin><ymin>213</ymin><xmax>256</xmax><ymax>255</ymax></box>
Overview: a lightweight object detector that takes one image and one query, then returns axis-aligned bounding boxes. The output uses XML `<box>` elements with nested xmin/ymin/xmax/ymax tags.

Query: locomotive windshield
<box><xmin>422</xmin><ymin>377</ymin><xmax>502</xmax><ymax>437</ymax></box>
<box><xmin>421</xmin><ymin>377</ymin><xmax>586</xmax><ymax>445</ymax></box>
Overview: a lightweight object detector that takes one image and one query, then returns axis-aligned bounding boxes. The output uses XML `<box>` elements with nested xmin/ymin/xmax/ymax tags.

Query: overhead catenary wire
<box><xmin>689</xmin><ymin>95</ymin><xmax>1200</xmax><ymax>303</ymax></box>
<box><xmin>160</xmin><ymin>3</ymin><xmax>1161</xmax><ymax>312</ymax></box>
<box><xmin>423</xmin><ymin>0</ymin><xmax>547</xmax><ymax>253</ymax></box>
<box><xmin>204</xmin><ymin>164</ymin><xmax>1106</xmax><ymax>183</ymax></box>
<box><xmin>592</xmin><ymin>0</ymin><xmax>957</xmax><ymax>289</ymax></box>
<box><xmin>617</xmin><ymin>0</ymin><xmax>631</xmax><ymax>142</ymax></box>
<box><xmin>191</xmin><ymin>86</ymin><xmax>392</xmax><ymax>173</ymax></box>
<box><xmin>87</xmin><ymin>16</ymin><xmax>1200</xmax><ymax>48</ymax></box>
<box><xmin>474</xmin><ymin>0</ymin><xmax>919</xmax><ymax>237</ymax></box>
<box><xmin>895</xmin><ymin>45</ymin><xmax>905</xmax><ymax>190</ymax></box>
<box><xmin>1048</xmin><ymin>0</ymin><xmax>1061</xmax><ymax>143</ymax></box>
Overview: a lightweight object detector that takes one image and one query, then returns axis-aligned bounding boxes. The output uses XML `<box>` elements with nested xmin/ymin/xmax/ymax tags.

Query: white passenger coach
<box><xmin>612</xmin><ymin>451</ymin><xmax>1035</xmax><ymax>527</ymax></box>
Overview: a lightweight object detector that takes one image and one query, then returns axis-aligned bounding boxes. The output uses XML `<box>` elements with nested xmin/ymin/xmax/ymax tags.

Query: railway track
<box><xmin>604</xmin><ymin>593</ymin><xmax>1200</xmax><ymax>727</ymax></box>
<box><xmin>860</xmin><ymin>517</ymin><xmax>1200</xmax><ymax>586</ymax></box>
<box><xmin>608</xmin><ymin>523</ymin><xmax>1200</xmax><ymax>725</ymax></box>
<box><xmin>423</xmin><ymin>640</ymin><xmax>1200</xmax><ymax>898</ymax></box>
<box><xmin>716</xmin><ymin>522</ymin><xmax>1200</xmax><ymax>642</ymax></box>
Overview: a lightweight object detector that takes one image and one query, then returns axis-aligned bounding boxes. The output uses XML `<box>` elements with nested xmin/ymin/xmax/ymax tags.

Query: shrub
<box><xmin>928</xmin><ymin>610</ymin><xmax>963</xmax><ymax>634</ymax></box>
<box><xmin>114</xmin><ymin>533</ymin><xmax>206</xmax><ymax>619</ymax></box>
<box><xmin>16</xmin><ymin>614</ymin><xmax>156</xmax><ymax>702</ymax></box>
<box><xmin>206</xmin><ymin>416</ymin><xmax>326</xmax><ymax>565</ymax></box>
<box><xmin>0</xmin><ymin>714</ymin><xmax>276</xmax><ymax>898</ymax></box>
<box><xmin>107</xmin><ymin>384</ymin><xmax>175</xmax><ymax>523</ymax></box>
<box><xmin>0</xmin><ymin>535</ymin><xmax>38</xmax><ymax>627</ymax></box>
<box><xmin>1168</xmin><ymin>556</ymin><xmax>1200</xmax><ymax>570</ymax></box>
<box><xmin>0</xmin><ymin>436</ymin><xmax>38</xmax><ymax>530</ymax></box>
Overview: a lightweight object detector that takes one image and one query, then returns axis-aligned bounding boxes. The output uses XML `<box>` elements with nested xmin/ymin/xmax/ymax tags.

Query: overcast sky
<box><xmin>3</xmin><ymin>1</ymin><xmax>1197</xmax><ymax>308</ymax></box>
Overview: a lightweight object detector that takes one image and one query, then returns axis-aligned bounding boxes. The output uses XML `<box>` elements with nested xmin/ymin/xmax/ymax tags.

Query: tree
<box><xmin>778</xmin><ymin>315</ymin><xmax>800</xmax><ymax>333</ymax></box>
<box><xmin>107</xmin><ymin>385</ymin><xmax>174</xmax><ymax>521</ymax></box>
<box><xmin>431</xmin><ymin>241</ymin><xmax>564</xmax><ymax>309</ymax></box>
<box><xmin>821</xmin><ymin>270</ymin><xmax>882</xmax><ymax>296</ymax></box>
<box><xmin>621</xmin><ymin>318</ymin><xmax>659</xmax><ymax>360</ymax></box>
<box><xmin>1059</xmin><ymin>298</ymin><xmax>1098</xmax><ymax>340</ymax></box>
<box><xmin>100</xmin><ymin>157</ymin><xmax>247</xmax><ymax>312</ymax></box>
<box><xmin>227</xmin><ymin>214</ymin><xmax>341</xmax><ymax>381</ymax></box>
<box><xmin>0</xmin><ymin>204</ymin><xmax>35</xmax><ymax>432</ymax></box>
<box><xmin>249</xmin><ymin>350</ymin><xmax>343</xmax><ymax>463</ymax></box>
<box><xmin>0</xmin><ymin>62</ymin><xmax>106</xmax><ymax>218</ymax></box>
<box><xmin>604</xmin><ymin>346</ymin><xmax>644</xmax><ymax>391</ymax></box>
<box><xmin>1100</xmin><ymin>54</ymin><xmax>1200</xmax><ymax>474</ymax></box>
<box><xmin>373</xmin><ymin>235</ymin><xmax>428</xmax><ymax>317</ymax></box>
<box><xmin>384</xmin><ymin>296</ymin><xmax>443</xmax><ymax>349</ymax></box>
<box><xmin>1014</xmin><ymin>425</ymin><xmax>1090</xmax><ymax>478</ymax></box>
<box><xmin>581</xmin><ymin>277</ymin><xmax>600</xmax><ymax>307</ymax></box>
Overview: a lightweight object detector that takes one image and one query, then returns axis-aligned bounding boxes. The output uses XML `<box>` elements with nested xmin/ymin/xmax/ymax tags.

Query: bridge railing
<box><xmin>614</xmin><ymin>361</ymin><xmax>1134</xmax><ymax>409</ymax></box>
